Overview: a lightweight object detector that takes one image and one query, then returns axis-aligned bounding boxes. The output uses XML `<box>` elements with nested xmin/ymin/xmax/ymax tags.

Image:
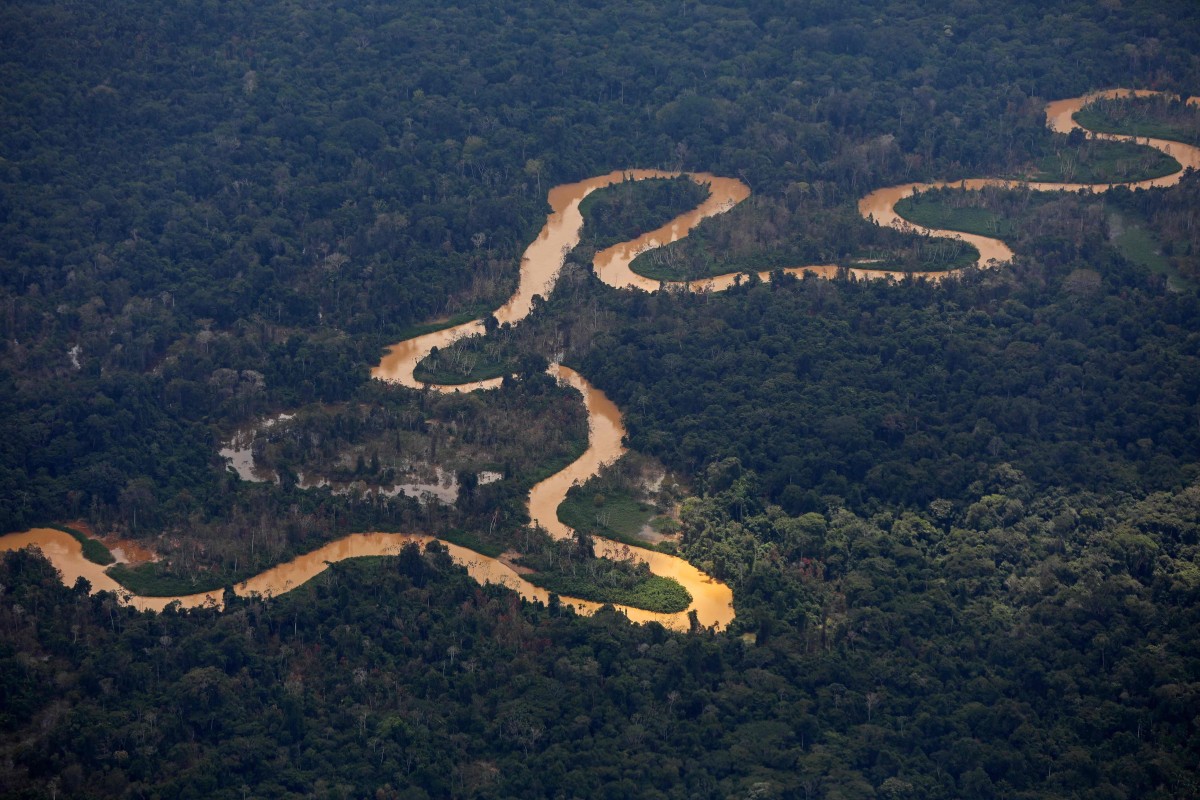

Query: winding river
<box><xmin>4</xmin><ymin>89</ymin><xmax>1197</xmax><ymax>631</ymax></box>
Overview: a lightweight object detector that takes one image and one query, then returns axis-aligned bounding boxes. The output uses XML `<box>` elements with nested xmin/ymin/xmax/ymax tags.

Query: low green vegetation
<box><xmin>519</xmin><ymin>532</ymin><xmax>691</xmax><ymax>614</ymax></box>
<box><xmin>630</xmin><ymin>251</ymin><xmax>781</xmax><ymax>282</ymax></box>
<box><xmin>52</xmin><ymin>525</ymin><xmax>115</xmax><ymax>566</ymax></box>
<box><xmin>1114</xmin><ymin>225</ymin><xmax>1168</xmax><ymax>271</ymax></box>
<box><xmin>106</xmin><ymin>562</ymin><xmax>217</xmax><ymax>597</ymax></box>
<box><xmin>891</xmin><ymin>179</ymin><xmax>1200</xmax><ymax>293</ymax></box>
<box><xmin>859</xmin><ymin>238</ymin><xmax>982</xmax><ymax>272</ymax></box>
<box><xmin>557</xmin><ymin>486</ymin><xmax>661</xmax><ymax>550</ymax></box>
<box><xmin>1025</xmin><ymin>138</ymin><xmax>1179</xmax><ymax>182</ymax></box>
<box><xmin>440</xmin><ymin>528</ymin><xmax>505</xmax><ymax>558</ymax></box>
<box><xmin>411</xmin><ymin>329</ymin><xmax>525</xmax><ymax>385</ymax></box>
<box><xmin>894</xmin><ymin>193</ymin><xmax>1014</xmax><ymax>238</ymax></box>
<box><xmin>578</xmin><ymin>176</ymin><xmax>711</xmax><ymax>251</ymax></box>
<box><xmin>1076</xmin><ymin>95</ymin><xmax>1200</xmax><ymax>145</ymax></box>
<box><xmin>1107</xmin><ymin>211</ymin><xmax>1195</xmax><ymax>292</ymax></box>
<box><xmin>629</xmin><ymin>198</ymin><xmax>984</xmax><ymax>281</ymax></box>
<box><xmin>391</xmin><ymin>305</ymin><xmax>496</xmax><ymax>345</ymax></box>
<box><xmin>410</xmin><ymin>318</ymin><xmax>556</xmax><ymax>385</ymax></box>
<box><xmin>525</xmin><ymin>571</ymin><xmax>692</xmax><ymax>614</ymax></box>
<box><xmin>412</xmin><ymin>354</ymin><xmax>514</xmax><ymax>385</ymax></box>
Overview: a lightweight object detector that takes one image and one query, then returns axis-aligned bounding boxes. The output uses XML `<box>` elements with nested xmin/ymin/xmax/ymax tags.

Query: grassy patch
<box><xmin>894</xmin><ymin>195</ymin><xmax>1014</xmax><ymax>239</ymax></box>
<box><xmin>440</xmin><ymin>528</ymin><xmax>505</xmax><ymax>558</ymax></box>
<box><xmin>856</xmin><ymin>239</ymin><xmax>982</xmax><ymax>273</ymax></box>
<box><xmin>1108</xmin><ymin>210</ymin><xmax>1195</xmax><ymax>292</ymax></box>
<box><xmin>107</xmin><ymin>562</ymin><xmax>223</xmax><ymax>596</ymax></box>
<box><xmin>390</xmin><ymin>305</ymin><xmax>493</xmax><ymax>342</ymax></box>
<box><xmin>412</xmin><ymin>358</ymin><xmax>514</xmax><ymax>385</ymax></box>
<box><xmin>631</xmin><ymin>254</ymin><xmax>779</xmax><ymax>282</ymax></box>
<box><xmin>557</xmin><ymin>488</ymin><xmax>665</xmax><ymax>551</ymax></box>
<box><xmin>1026</xmin><ymin>139</ymin><xmax>1179</xmax><ymax>183</ymax></box>
<box><xmin>1075</xmin><ymin>102</ymin><xmax>1200</xmax><ymax>146</ymax></box>
<box><xmin>1116</xmin><ymin>226</ymin><xmax>1169</xmax><ymax>271</ymax></box>
<box><xmin>52</xmin><ymin>525</ymin><xmax>115</xmax><ymax>566</ymax></box>
<box><xmin>525</xmin><ymin>572</ymin><xmax>692</xmax><ymax>614</ymax></box>
<box><xmin>519</xmin><ymin>525</ymin><xmax>692</xmax><ymax>613</ymax></box>
<box><xmin>411</xmin><ymin>330</ymin><xmax>521</xmax><ymax>385</ymax></box>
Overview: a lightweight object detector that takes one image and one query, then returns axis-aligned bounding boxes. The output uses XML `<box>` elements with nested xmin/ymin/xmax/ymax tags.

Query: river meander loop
<box><xmin>4</xmin><ymin>90</ymin><xmax>1196</xmax><ymax>632</ymax></box>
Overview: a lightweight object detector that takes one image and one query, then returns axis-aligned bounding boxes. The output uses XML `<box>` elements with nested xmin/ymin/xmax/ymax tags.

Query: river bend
<box><xmin>4</xmin><ymin>89</ymin><xmax>1195</xmax><ymax>632</ymax></box>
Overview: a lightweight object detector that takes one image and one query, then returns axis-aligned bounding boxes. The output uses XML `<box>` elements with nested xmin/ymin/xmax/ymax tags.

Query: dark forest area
<box><xmin>2</xmin><ymin>0</ymin><xmax>1200</xmax><ymax>797</ymax></box>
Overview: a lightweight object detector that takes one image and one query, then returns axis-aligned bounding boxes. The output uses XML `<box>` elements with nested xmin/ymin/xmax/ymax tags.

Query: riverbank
<box><xmin>5</xmin><ymin>89</ymin><xmax>1195</xmax><ymax>634</ymax></box>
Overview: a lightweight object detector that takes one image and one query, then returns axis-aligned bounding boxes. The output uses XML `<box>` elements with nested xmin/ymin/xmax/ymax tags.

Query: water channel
<box><xmin>4</xmin><ymin>90</ymin><xmax>1196</xmax><ymax>632</ymax></box>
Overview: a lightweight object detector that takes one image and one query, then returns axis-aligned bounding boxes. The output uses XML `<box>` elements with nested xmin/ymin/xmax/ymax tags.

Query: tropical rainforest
<box><xmin>2</xmin><ymin>0</ymin><xmax>1200</xmax><ymax>798</ymax></box>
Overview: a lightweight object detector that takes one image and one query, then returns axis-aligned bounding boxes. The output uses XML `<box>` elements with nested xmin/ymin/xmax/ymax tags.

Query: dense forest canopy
<box><xmin>2</xmin><ymin>0</ymin><xmax>1200</xmax><ymax>797</ymax></box>
<box><xmin>3</xmin><ymin>0</ymin><xmax>1200</xmax><ymax>530</ymax></box>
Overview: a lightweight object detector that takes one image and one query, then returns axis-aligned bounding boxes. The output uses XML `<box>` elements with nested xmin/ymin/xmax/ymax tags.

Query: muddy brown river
<box><xmin>4</xmin><ymin>90</ymin><xmax>1194</xmax><ymax>632</ymax></box>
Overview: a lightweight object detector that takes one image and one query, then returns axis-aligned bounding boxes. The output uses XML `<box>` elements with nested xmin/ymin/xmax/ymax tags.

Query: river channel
<box><xmin>4</xmin><ymin>90</ymin><xmax>1195</xmax><ymax>632</ymax></box>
